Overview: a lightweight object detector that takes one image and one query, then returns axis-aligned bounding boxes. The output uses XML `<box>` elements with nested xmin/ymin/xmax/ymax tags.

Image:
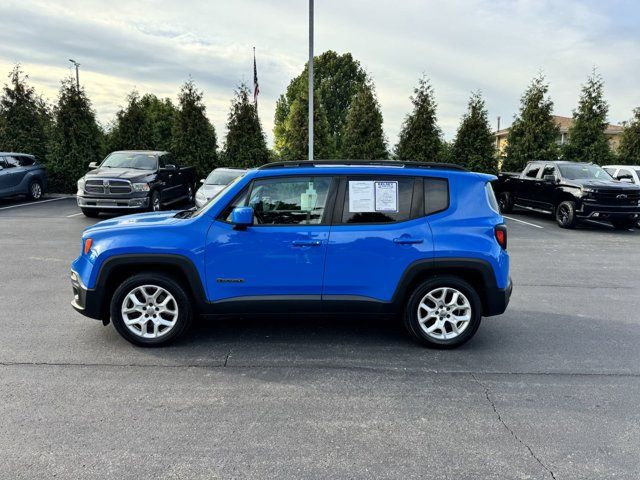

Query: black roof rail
<box><xmin>258</xmin><ymin>160</ymin><xmax>467</xmax><ymax>171</ymax></box>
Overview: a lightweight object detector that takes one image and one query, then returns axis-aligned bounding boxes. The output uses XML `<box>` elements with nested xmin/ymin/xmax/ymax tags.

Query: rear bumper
<box><xmin>70</xmin><ymin>270</ymin><xmax>104</xmax><ymax>320</ymax></box>
<box><xmin>484</xmin><ymin>277</ymin><xmax>512</xmax><ymax>317</ymax></box>
<box><xmin>77</xmin><ymin>195</ymin><xmax>149</xmax><ymax>210</ymax></box>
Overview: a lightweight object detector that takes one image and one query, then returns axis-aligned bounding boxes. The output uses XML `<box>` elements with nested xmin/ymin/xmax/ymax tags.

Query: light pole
<box><xmin>69</xmin><ymin>59</ymin><xmax>80</xmax><ymax>90</ymax></box>
<box><xmin>308</xmin><ymin>0</ymin><xmax>314</xmax><ymax>161</ymax></box>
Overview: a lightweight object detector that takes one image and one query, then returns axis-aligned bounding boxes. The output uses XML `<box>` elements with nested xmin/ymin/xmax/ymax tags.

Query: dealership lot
<box><xmin>1</xmin><ymin>197</ymin><xmax>639</xmax><ymax>479</ymax></box>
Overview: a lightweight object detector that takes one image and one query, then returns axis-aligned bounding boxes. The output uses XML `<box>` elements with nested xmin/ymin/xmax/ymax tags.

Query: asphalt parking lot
<box><xmin>1</xmin><ymin>196</ymin><xmax>639</xmax><ymax>479</ymax></box>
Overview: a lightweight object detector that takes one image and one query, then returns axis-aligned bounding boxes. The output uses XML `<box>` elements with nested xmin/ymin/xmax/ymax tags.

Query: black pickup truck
<box><xmin>77</xmin><ymin>150</ymin><xmax>196</xmax><ymax>217</ymax></box>
<box><xmin>494</xmin><ymin>160</ymin><xmax>640</xmax><ymax>229</ymax></box>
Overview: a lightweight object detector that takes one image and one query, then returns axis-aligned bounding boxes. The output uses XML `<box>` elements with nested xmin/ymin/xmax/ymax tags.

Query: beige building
<box><xmin>494</xmin><ymin>115</ymin><xmax>624</xmax><ymax>156</ymax></box>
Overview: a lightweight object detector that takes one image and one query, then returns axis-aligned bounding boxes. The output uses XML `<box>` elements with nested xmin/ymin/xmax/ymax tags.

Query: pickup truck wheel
<box><xmin>498</xmin><ymin>192</ymin><xmax>513</xmax><ymax>214</ymax></box>
<box><xmin>81</xmin><ymin>208</ymin><xmax>101</xmax><ymax>218</ymax></box>
<box><xmin>556</xmin><ymin>201</ymin><xmax>577</xmax><ymax>229</ymax></box>
<box><xmin>110</xmin><ymin>273</ymin><xmax>192</xmax><ymax>347</ymax></box>
<box><xmin>404</xmin><ymin>276</ymin><xmax>482</xmax><ymax>349</ymax></box>
<box><xmin>150</xmin><ymin>191</ymin><xmax>162</xmax><ymax>212</ymax></box>
<box><xmin>27</xmin><ymin>179</ymin><xmax>43</xmax><ymax>200</ymax></box>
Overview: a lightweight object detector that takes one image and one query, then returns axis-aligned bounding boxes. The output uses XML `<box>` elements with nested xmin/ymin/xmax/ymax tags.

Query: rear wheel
<box><xmin>403</xmin><ymin>276</ymin><xmax>482</xmax><ymax>349</ymax></box>
<box><xmin>556</xmin><ymin>201</ymin><xmax>577</xmax><ymax>229</ymax></box>
<box><xmin>611</xmin><ymin>219</ymin><xmax>635</xmax><ymax>230</ymax></box>
<box><xmin>110</xmin><ymin>273</ymin><xmax>192</xmax><ymax>347</ymax></box>
<box><xmin>498</xmin><ymin>192</ymin><xmax>513</xmax><ymax>214</ymax></box>
<box><xmin>81</xmin><ymin>208</ymin><xmax>101</xmax><ymax>218</ymax></box>
<box><xmin>27</xmin><ymin>179</ymin><xmax>43</xmax><ymax>200</ymax></box>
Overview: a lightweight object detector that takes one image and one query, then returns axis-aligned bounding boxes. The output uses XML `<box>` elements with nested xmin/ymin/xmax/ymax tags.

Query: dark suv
<box><xmin>0</xmin><ymin>153</ymin><xmax>47</xmax><ymax>201</ymax></box>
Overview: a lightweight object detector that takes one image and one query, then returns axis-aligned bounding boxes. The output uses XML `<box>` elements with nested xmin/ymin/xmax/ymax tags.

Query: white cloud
<box><xmin>0</xmin><ymin>0</ymin><xmax>639</xmax><ymax>151</ymax></box>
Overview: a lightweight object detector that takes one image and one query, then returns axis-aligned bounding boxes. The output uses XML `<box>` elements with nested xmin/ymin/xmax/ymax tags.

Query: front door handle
<box><xmin>393</xmin><ymin>237</ymin><xmax>424</xmax><ymax>245</ymax></box>
<box><xmin>292</xmin><ymin>240</ymin><xmax>322</xmax><ymax>247</ymax></box>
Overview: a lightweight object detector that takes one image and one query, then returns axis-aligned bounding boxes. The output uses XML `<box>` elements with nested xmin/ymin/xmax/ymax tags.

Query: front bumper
<box><xmin>577</xmin><ymin>202</ymin><xmax>640</xmax><ymax>220</ymax></box>
<box><xmin>77</xmin><ymin>195</ymin><xmax>150</xmax><ymax>210</ymax></box>
<box><xmin>70</xmin><ymin>270</ymin><xmax>104</xmax><ymax>321</ymax></box>
<box><xmin>484</xmin><ymin>277</ymin><xmax>512</xmax><ymax>317</ymax></box>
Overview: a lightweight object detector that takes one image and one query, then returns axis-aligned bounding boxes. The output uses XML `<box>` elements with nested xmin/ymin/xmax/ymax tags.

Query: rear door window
<box><xmin>524</xmin><ymin>164</ymin><xmax>541</xmax><ymax>178</ymax></box>
<box><xmin>339</xmin><ymin>176</ymin><xmax>414</xmax><ymax>224</ymax></box>
<box><xmin>17</xmin><ymin>156</ymin><xmax>35</xmax><ymax>166</ymax></box>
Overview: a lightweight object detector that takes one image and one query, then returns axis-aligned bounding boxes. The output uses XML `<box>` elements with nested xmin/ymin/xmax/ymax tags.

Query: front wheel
<box><xmin>498</xmin><ymin>192</ymin><xmax>513</xmax><ymax>214</ymax></box>
<box><xmin>110</xmin><ymin>273</ymin><xmax>193</xmax><ymax>347</ymax></box>
<box><xmin>149</xmin><ymin>191</ymin><xmax>162</xmax><ymax>212</ymax></box>
<box><xmin>403</xmin><ymin>276</ymin><xmax>482</xmax><ymax>349</ymax></box>
<box><xmin>556</xmin><ymin>201</ymin><xmax>577</xmax><ymax>229</ymax></box>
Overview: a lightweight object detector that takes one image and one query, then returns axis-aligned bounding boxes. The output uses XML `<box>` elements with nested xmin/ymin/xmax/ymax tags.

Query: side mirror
<box><xmin>200</xmin><ymin>179</ymin><xmax>205</xmax><ymax>184</ymax></box>
<box><xmin>88</xmin><ymin>161</ymin><xmax>98</xmax><ymax>169</ymax></box>
<box><xmin>231</xmin><ymin>206</ymin><xmax>254</xmax><ymax>229</ymax></box>
<box><xmin>543</xmin><ymin>174</ymin><xmax>555</xmax><ymax>183</ymax></box>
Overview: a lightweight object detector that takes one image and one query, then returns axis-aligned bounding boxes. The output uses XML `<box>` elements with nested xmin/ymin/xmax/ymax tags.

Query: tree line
<box><xmin>1</xmin><ymin>52</ymin><xmax>640</xmax><ymax>193</ymax></box>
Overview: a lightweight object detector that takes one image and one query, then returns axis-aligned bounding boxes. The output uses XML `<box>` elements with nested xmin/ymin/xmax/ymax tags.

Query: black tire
<box><xmin>556</xmin><ymin>200</ymin><xmax>577</xmax><ymax>229</ymax></box>
<box><xmin>81</xmin><ymin>208</ymin><xmax>101</xmax><ymax>218</ymax></box>
<box><xmin>149</xmin><ymin>191</ymin><xmax>162</xmax><ymax>212</ymax></box>
<box><xmin>611</xmin><ymin>219</ymin><xmax>635</xmax><ymax>230</ymax></box>
<box><xmin>27</xmin><ymin>179</ymin><xmax>43</xmax><ymax>200</ymax></box>
<box><xmin>498</xmin><ymin>192</ymin><xmax>513</xmax><ymax>214</ymax></box>
<box><xmin>110</xmin><ymin>273</ymin><xmax>193</xmax><ymax>347</ymax></box>
<box><xmin>403</xmin><ymin>275</ymin><xmax>482</xmax><ymax>349</ymax></box>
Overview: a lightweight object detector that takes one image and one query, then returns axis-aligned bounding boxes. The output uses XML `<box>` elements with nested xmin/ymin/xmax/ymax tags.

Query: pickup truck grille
<box><xmin>593</xmin><ymin>189</ymin><xmax>640</xmax><ymax>206</ymax></box>
<box><xmin>85</xmin><ymin>179</ymin><xmax>132</xmax><ymax>195</ymax></box>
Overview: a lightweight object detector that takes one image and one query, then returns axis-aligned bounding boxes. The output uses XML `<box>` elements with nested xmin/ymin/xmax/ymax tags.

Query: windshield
<box><xmin>101</xmin><ymin>152</ymin><xmax>158</xmax><ymax>170</ymax></box>
<box><xmin>558</xmin><ymin>164</ymin><xmax>612</xmax><ymax>180</ymax></box>
<box><xmin>205</xmin><ymin>170</ymin><xmax>244</xmax><ymax>185</ymax></box>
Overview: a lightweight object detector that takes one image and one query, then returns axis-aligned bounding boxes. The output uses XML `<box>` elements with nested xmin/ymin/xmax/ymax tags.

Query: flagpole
<box><xmin>253</xmin><ymin>46</ymin><xmax>258</xmax><ymax>113</ymax></box>
<box><xmin>308</xmin><ymin>0</ymin><xmax>314</xmax><ymax>161</ymax></box>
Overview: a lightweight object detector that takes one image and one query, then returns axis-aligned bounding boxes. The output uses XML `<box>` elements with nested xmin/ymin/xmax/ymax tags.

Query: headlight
<box><xmin>77</xmin><ymin>178</ymin><xmax>85</xmax><ymax>193</ymax></box>
<box><xmin>132</xmin><ymin>182</ymin><xmax>151</xmax><ymax>192</ymax></box>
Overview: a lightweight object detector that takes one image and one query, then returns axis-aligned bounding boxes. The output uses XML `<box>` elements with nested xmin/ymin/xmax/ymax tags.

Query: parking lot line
<box><xmin>502</xmin><ymin>215</ymin><xmax>544</xmax><ymax>229</ymax></box>
<box><xmin>0</xmin><ymin>197</ymin><xmax>70</xmax><ymax>211</ymax></box>
<box><xmin>66</xmin><ymin>212</ymin><xmax>83</xmax><ymax>218</ymax></box>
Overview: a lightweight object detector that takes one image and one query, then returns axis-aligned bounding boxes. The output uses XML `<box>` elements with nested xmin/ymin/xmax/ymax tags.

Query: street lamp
<box><xmin>308</xmin><ymin>0</ymin><xmax>314</xmax><ymax>161</ymax></box>
<box><xmin>69</xmin><ymin>59</ymin><xmax>80</xmax><ymax>90</ymax></box>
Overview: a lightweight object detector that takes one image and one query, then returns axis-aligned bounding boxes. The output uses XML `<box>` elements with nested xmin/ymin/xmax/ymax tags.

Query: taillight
<box><xmin>494</xmin><ymin>225</ymin><xmax>507</xmax><ymax>250</ymax></box>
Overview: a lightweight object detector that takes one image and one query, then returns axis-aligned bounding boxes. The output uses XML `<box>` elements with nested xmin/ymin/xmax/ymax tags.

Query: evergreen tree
<box><xmin>107</xmin><ymin>92</ymin><xmax>177</xmax><ymax>152</ymax></box>
<box><xmin>563</xmin><ymin>71</ymin><xmax>613</xmax><ymax>164</ymax></box>
<box><xmin>0</xmin><ymin>65</ymin><xmax>50</xmax><ymax>161</ymax></box>
<box><xmin>503</xmin><ymin>74</ymin><xmax>559</xmax><ymax>171</ymax></box>
<box><xmin>221</xmin><ymin>83</ymin><xmax>270</xmax><ymax>168</ymax></box>
<box><xmin>280</xmin><ymin>88</ymin><xmax>333</xmax><ymax>160</ymax></box>
<box><xmin>106</xmin><ymin>91</ymin><xmax>147</xmax><ymax>150</ymax></box>
<box><xmin>47</xmin><ymin>78</ymin><xmax>104</xmax><ymax>193</ymax></box>
<box><xmin>274</xmin><ymin>51</ymin><xmax>368</xmax><ymax>157</ymax></box>
<box><xmin>617</xmin><ymin>108</ymin><xmax>640</xmax><ymax>165</ymax></box>
<box><xmin>451</xmin><ymin>91</ymin><xmax>497</xmax><ymax>173</ymax></box>
<box><xmin>341</xmin><ymin>84</ymin><xmax>388</xmax><ymax>159</ymax></box>
<box><xmin>395</xmin><ymin>76</ymin><xmax>442</xmax><ymax>161</ymax></box>
<box><xmin>171</xmin><ymin>79</ymin><xmax>218</xmax><ymax>178</ymax></box>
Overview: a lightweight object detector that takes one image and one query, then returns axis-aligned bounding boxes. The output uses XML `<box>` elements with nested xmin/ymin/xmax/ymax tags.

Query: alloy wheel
<box><xmin>121</xmin><ymin>285</ymin><xmax>179</xmax><ymax>339</ymax></box>
<box><xmin>417</xmin><ymin>287</ymin><xmax>472</xmax><ymax>340</ymax></box>
<box><xmin>31</xmin><ymin>182</ymin><xmax>42</xmax><ymax>199</ymax></box>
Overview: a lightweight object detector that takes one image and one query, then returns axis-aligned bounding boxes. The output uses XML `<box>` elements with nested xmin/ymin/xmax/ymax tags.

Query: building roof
<box><xmin>494</xmin><ymin>115</ymin><xmax>623</xmax><ymax>137</ymax></box>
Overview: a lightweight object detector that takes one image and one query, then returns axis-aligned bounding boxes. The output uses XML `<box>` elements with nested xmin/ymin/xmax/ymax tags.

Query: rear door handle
<box><xmin>393</xmin><ymin>237</ymin><xmax>424</xmax><ymax>245</ymax></box>
<box><xmin>292</xmin><ymin>240</ymin><xmax>322</xmax><ymax>247</ymax></box>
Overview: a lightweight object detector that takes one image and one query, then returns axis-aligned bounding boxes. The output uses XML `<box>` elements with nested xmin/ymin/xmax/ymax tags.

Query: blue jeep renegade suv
<box><xmin>71</xmin><ymin>160</ymin><xmax>512</xmax><ymax>348</ymax></box>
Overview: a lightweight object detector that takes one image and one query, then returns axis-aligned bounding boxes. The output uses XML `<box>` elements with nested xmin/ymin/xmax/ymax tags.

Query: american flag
<box><xmin>253</xmin><ymin>47</ymin><xmax>259</xmax><ymax>108</ymax></box>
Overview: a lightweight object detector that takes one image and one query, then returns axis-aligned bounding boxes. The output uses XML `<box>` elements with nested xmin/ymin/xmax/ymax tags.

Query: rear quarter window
<box><xmin>424</xmin><ymin>178</ymin><xmax>449</xmax><ymax>215</ymax></box>
<box><xmin>486</xmin><ymin>182</ymin><xmax>500</xmax><ymax>213</ymax></box>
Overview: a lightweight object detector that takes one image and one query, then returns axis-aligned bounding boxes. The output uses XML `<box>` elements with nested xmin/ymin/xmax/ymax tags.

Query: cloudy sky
<box><xmin>1</xmin><ymin>0</ymin><xmax>639</xmax><ymax>148</ymax></box>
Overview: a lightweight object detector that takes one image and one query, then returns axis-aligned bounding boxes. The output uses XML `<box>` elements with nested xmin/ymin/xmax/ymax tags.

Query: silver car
<box><xmin>195</xmin><ymin>167</ymin><xmax>247</xmax><ymax>208</ymax></box>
